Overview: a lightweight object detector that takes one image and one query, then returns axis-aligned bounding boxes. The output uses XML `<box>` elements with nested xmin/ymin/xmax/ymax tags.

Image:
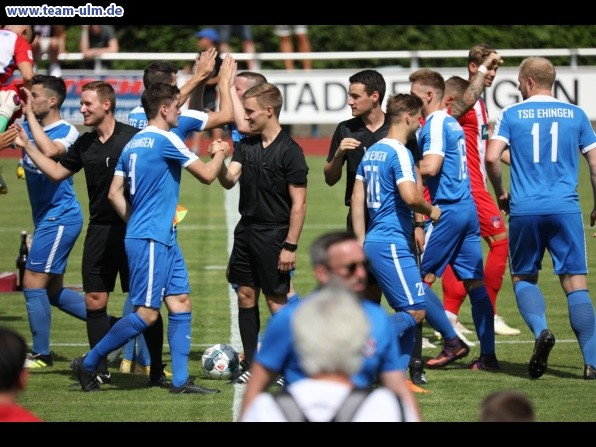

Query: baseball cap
<box><xmin>194</xmin><ymin>28</ymin><xmax>219</xmax><ymax>42</ymax></box>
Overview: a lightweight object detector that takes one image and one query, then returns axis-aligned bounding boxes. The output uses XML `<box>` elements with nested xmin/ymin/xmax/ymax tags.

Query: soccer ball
<box><xmin>201</xmin><ymin>344</ymin><xmax>239</xmax><ymax>380</ymax></box>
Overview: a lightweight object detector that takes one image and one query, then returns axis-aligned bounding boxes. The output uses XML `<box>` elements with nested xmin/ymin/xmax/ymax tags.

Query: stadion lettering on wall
<box><xmin>61</xmin><ymin>68</ymin><xmax>592</xmax><ymax>126</ymax></box>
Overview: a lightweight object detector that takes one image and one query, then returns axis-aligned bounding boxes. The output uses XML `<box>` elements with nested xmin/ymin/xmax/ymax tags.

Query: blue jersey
<box><xmin>355</xmin><ymin>138</ymin><xmax>417</xmax><ymax>243</ymax></box>
<box><xmin>128</xmin><ymin>106</ymin><xmax>208</xmax><ymax>140</ymax></box>
<box><xmin>491</xmin><ymin>95</ymin><xmax>596</xmax><ymax>216</ymax></box>
<box><xmin>114</xmin><ymin>125</ymin><xmax>199</xmax><ymax>245</ymax></box>
<box><xmin>22</xmin><ymin>120</ymin><xmax>82</xmax><ymax>227</ymax></box>
<box><xmin>256</xmin><ymin>295</ymin><xmax>402</xmax><ymax>388</ymax></box>
<box><xmin>418</xmin><ymin>110</ymin><xmax>472</xmax><ymax>205</ymax></box>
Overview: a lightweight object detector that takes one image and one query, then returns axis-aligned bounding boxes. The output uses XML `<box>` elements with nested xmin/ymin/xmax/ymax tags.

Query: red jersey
<box><xmin>455</xmin><ymin>98</ymin><xmax>490</xmax><ymax>192</ymax></box>
<box><xmin>0</xmin><ymin>403</ymin><xmax>43</xmax><ymax>422</ymax></box>
<box><xmin>0</xmin><ymin>28</ymin><xmax>33</xmax><ymax>86</ymax></box>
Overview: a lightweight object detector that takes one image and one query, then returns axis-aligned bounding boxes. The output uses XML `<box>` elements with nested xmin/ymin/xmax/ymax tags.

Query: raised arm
<box><xmin>203</xmin><ymin>54</ymin><xmax>236</xmax><ymax>130</ymax></box>
<box><xmin>14</xmin><ymin>123</ymin><xmax>73</xmax><ymax>182</ymax></box>
<box><xmin>450</xmin><ymin>52</ymin><xmax>503</xmax><ymax>120</ymax></box>
<box><xmin>182</xmin><ymin>48</ymin><xmax>216</xmax><ymax>107</ymax></box>
<box><xmin>20</xmin><ymin>88</ymin><xmax>69</xmax><ymax>158</ymax></box>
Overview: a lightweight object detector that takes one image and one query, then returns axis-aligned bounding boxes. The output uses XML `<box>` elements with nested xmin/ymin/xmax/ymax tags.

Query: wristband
<box><xmin>414</xmin><ymin>222</ymin><xmax>426</xmax><ymax>229</ymax></box>
<box><xmin>283</xmin><ymin>242</ymin><xmax>298</xmax><ymax>252</ymax></box>
<box><xmin>478</xmin><ymin>65</ymin><xmax>488</xmax><ymax>75</ymax></box>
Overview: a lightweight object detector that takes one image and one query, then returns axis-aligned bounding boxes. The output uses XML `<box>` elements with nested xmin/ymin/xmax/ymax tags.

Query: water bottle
<box><xmin>16</xmin><ymin>230</ymin><xmax>28</xmax><ymax>291</ymax></box>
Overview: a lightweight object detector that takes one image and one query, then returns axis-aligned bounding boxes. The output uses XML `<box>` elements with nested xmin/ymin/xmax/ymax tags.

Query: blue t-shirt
<box><xmin>114</xmin><ymin>125</ymin><xmax>199</xmax><ymax>245</ymax></box>
<box><xmin>355</xmin><ymin>137</ymin><xmax>417</xmax><ymax>242</ymax></box>
<box><xmin>256</xmin><ymin>294</ymin><xmax>401</xmax><ymax>388</ymax></box>
<box><xmin>128</xmin><ymin>106</ymin><xmax>208</xmax><ymax>139</ymax></box>
<box><xmin>418</xmin><ymin>110</ymin><xmax>472</xmax><ymax>205</ymax></box>
<box><xmin>491</xmin><ymin>95</ymin><xmax>596</xmax><ymax>216</ymax></box>
<box><xmin>22</xmin><ymin>119</ymin><xmax>83</xmax><ymax>227</ymax></box>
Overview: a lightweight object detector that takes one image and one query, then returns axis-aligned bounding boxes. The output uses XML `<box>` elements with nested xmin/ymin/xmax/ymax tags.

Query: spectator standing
<box><xmin>241</xmin><ymin>285</ymin><xmax>420</xmax><ymax>422</ymax></box>
<box><xmin>79</xmin><ymin>25</ymin><xmax>119</xmax><ymax>71</ymax></box>
<box><xmin>440</xmin><ymin>44</ymin><xmax>520</xmax><ymax>337</ymax></box>
<box><xmin>15</xmin><ymin>81</ymin><xmax>138</xmax><ymax>384</ymax></box>
<box><xmin>217</xmin><ymin>82</ymin><xmax>308</xmax><ymax>384</ymax></box>
<box><xmin>31</xmin><ymin>25</ymin><xmax>65</xmax><ymax>77</ymax></box>
<box><xmin>485</xmin><ymin>56</ymin><xmax>596</xmax><ymax>380</ymax></box>
<box><xmin>0</xmin><ymin>326</ymin><xmax>43</xmax><ymax>422</ymax></box>
<box><xmin>218</xmin><ymin>25</ymin><xmax>257</xmax><ymax>70</ymax></box>
<box><xmin>13</xmin><ymin>75</ymin><xmax>86</xmax><ymax>369</ymax></box>
<box><xmin>274</xmin><ymin>26</ymin><xmax>312</xmax><ymax>70</ymax></box>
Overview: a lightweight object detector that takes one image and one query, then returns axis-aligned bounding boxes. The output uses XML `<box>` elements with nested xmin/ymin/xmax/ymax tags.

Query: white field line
<box><xmin>224</xmin><ymin>184</ymin><xmax>244</xmax><ymax>422</ymax></box>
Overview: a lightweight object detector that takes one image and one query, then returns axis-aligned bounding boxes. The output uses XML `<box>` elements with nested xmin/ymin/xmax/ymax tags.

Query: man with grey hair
<box><xmin>241</xmin><ymin>231</ymin><xmax>421</xmax><ymax>419</ymax></box>
<box><xmin>241</xmin><ymin>285</ymin><xmax>419</xmax><ymax>422</ymax></box>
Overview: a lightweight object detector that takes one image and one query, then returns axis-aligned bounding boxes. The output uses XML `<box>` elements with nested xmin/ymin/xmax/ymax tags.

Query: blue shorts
<box><xmin>364</xmin><ymin>240</ymin><xmax>426</xmax><ymax>312</ymax></box>
<box><xmin>420</xmin><ymin>202</ymin><xmax>484</xmax><ymax>280</ymax></box>
<box><xmin>509</xmin><ymin>212</ymin><xmax>587</xmax><ymax>275</ymax></box>
<box><xmin>126</xmin><ymin>239</ymin><xmax>190</xmax><ymax>309</ymax></box>
<box><xmin>26</xmin><ymin>220</ymin><xmax>82</xmax><ymax>274</ymax></box>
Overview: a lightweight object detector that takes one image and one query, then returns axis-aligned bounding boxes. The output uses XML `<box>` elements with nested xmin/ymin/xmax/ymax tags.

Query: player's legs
<box><xmin>24</xmin><ymin>221</ymin><xmax>84</xmax><ymax>362</ymax></box>
<box><xmin>228</xmin><ymin>223</ymin><xmax>261</xmax><ymax>367</ymax></box>
<box><xmin>452</xmin><ymin>211</ymin><xmax>496</xmax><ymax>359</ymax></box>
<box><xmin>364</xmin><ymin>240</ymin><xmax>426</xmax><ymax>369</ymax></box>
<box><xmin>550</xmin><ymin>213</ymin><xmax>596</xmax><ymax>373</ymax></box>
<box><xmin>82</xmin><ymin>224</ymin><xmax>125</xmax><ymax>377</ymax></box>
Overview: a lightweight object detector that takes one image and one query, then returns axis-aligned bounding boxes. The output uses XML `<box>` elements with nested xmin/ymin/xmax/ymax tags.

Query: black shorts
<box><xmin>346</xmin><ymin>208</ymin><xmax>379</xmax><ymax>286</ymax></box>
<box><xmin>82</xmin><ymin>223</ymin><xmax>129</xmax><ymax>293</ymax></box>
<box><xmin>227</xmin><ymin>222</ymin><xmax>290</xmax><ymax>296</ymax></box>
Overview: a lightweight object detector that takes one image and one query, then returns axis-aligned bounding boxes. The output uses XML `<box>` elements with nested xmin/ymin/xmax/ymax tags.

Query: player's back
<box><xmin>356</xmin><ymin>138</ymin><xmax>416</xmax><ymax>242</ymax></box>
<box><xmin>493</xmin><ymin>96</ymin><xmax>596</xmax><ymax>216</ymax></box>
<box><xmin>117</xmin><ymin>126</ymin><xmax>195</xmax><ymax>245</ymax></box>
<box><xmin>418</xmin><ymin>110</ymin><xmax>472</xmax><ymax>205</ymax></box>
<box><xmin>128</xmin><ymin>106</ymin><xmax>208</xmax><ymax>140</ymax></box>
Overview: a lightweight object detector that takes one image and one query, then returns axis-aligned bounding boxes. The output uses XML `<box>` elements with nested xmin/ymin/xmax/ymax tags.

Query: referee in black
<box><xmin>217</xmin><ymin>82</ymin><xmax>308</xmax><ymax>384</ymax></box>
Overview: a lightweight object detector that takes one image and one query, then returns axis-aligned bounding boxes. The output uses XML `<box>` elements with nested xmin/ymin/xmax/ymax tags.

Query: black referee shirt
<box><xmin>326</xmin><ymin>115</ymin><xmax>420</xmax><ymax>207</ymax></box>
<box><xmin>60</xmin><ymin>121</ymin><xmax>139</xmax><ymax>225</ymax></box>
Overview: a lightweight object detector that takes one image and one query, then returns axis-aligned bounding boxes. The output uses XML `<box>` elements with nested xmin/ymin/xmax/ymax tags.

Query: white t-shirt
<box><xmin>241</xmin><ymin>379</ymin><xmax>420</xmax><ymax>422</ymax></box>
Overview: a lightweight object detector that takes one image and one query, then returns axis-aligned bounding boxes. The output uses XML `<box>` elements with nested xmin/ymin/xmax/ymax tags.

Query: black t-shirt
<box><xmin>326</xmin><ymin>115</ymin><xmax>420</xmax><ymax>207</ymax></box>
<box><xmin>60</xmin><ymin>121</ymin><xmax>139</xmax><ymax>225</ymax></box>
<box><xmin>232</xmin><ymin>130</ymin><xmax>308</xmax><ymax>225</ymax></box>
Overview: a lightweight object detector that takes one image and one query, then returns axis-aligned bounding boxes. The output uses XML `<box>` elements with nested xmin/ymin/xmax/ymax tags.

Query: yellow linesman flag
<box><xmin>173</xmin><ymin>204</ymin><xmax>188</xmax><ymax>225</ymax></box>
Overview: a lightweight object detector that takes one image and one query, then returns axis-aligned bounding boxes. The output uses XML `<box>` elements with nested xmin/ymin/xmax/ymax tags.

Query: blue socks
<box><xmin>514</xmin><ymin>280</ymin><xmax>547</xmax><ymax>338</ymax></box>
<box><xmin>168</xmin><ymin>312</ymin><xmax>192</xmax><ymax>387</ymax></box>
<box><xmin>469</xmin><ymin>285</ymin><xmax>495</xmax><ymax>355</ymax></box>
<box><xmin>24</xmin><ymin>288</ymin><xmax>52</xmax><ymax>355</ymax></box>
<box><xmin>390</xmin><ymin>311</ymin><xmax>417</xmax><ymax>369</ymax></box>
<box><xmin>121</xmin><ymin>295</ymin><xmax>151</xmax><ymax>366</ymax></box>
<box><xmin>49</xmin><ymin>288</ymin><xmax>87</xmax><ymax>321</ymax></box>
<box><xmin>424</xmin><ymin>285</ymin><xmax>458</xmax><ymax>340</ymax></box>
<box><xmin>567</xmin><ymin>290</ymin><xmax>596</xmax><ymax>366</ymax></box>
<box><xmin>83</xmin><ymin>312</ymin><xmax>148</xmax><ymax>372</ymax></box>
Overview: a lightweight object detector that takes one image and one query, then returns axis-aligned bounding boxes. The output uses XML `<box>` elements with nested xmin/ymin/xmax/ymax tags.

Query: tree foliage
<box><xmin>61</xmin><ymin>25</ymin><xmax>596</xmax><ymax>71</ymax></box>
